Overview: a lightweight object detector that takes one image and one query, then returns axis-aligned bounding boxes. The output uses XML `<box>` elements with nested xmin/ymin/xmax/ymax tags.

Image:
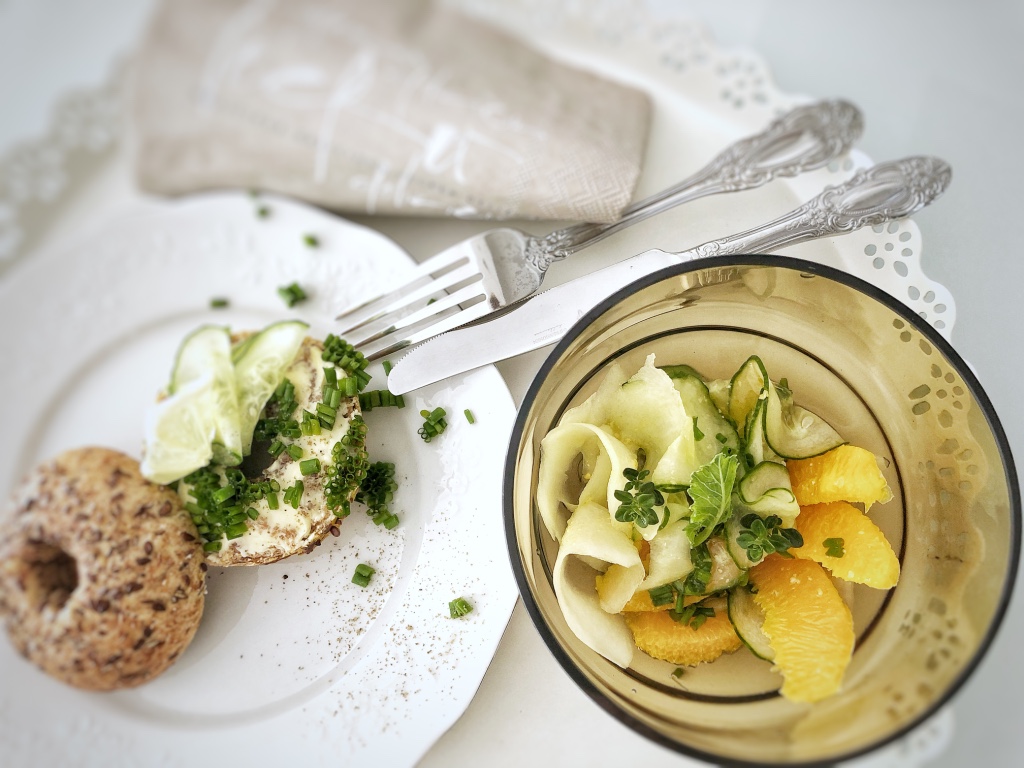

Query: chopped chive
<box><xmin>672</xmin><ymin>668</ymin><xmax>685</xmax><ymax>679</ymax></box>
<box><xmin>383</xmin><ymin>360</ymin><xmax>393</xmax><ymax>376</ymax></box>
<box><xmin>226</xmin><ymin>522</ymin><xmax>249</xmax><ymax>539</ymax></box>
<box><xmin>203</xmin><ymin>540</ymin><xmax>223</xmax><ymax>553</ymax></box>
<box><xmin>383</xmin><ymin>514</ymin><xmax>400</xmax><ymax>530</ymax></box>
<box><xmin>299</xmin><ymin>458</ymin><xmax>321</xmax><ymax>476</ymax></box>
<box><xmin>210</xmin><ymin>297</ymin><xmax>230</xmax><ymax>309</ymax></box>
<box><xmin>266</xmin><ymin>491</ymin><xmax>279</xmax><ymax>510</ymax></box>
<box><xmin>277</xmin><ymin>282</ymin><xmax>307</xmax><ymax>308</ymax></box>
<box><xmin>303</xmin><ymin>233</ymin><xmax>320</xmax><ymax>248</ymax></box>
<box><xmin>418</xmin><ymin>406</ymin><xmax>449</xmax><ymax>442</ymax></box>
<box><xmin>323</xmin><ymin>366</ymin><xmax>338</xmax><ymax>386</ymax></box>
<box><xmin>286</xmin><ymin>444</ymin><xmax>303</xmax><ymax>460</ymax></box>
<box><xmin>352</xmin><ymin>563</ymin><xmax>375</xmax><ymax>587</ymax></box>
<box><xmin>213</xmin><ymin>486</ymin><xmax>236</xmax><ymax>504</ymax></box>
<box><xmin>464</xmin><ymin>409</ymin><xmax>475</xmax><ymax>424</ymax></box>
<box><xmin>256</xmin><ymin>205</ymin><xmax>271</xmax><ymax>219</ymax></box>
<box><xmin>448</xmin><ymin>597</ymin><xmax>473</xmax><ymax>618</ymax></box>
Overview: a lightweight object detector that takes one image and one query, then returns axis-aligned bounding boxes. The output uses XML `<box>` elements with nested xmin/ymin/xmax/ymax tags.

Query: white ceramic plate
<box><xmin>0</xmin><ymin>193</ymin><xmax>518</xmax><ymax>766</ymax></box>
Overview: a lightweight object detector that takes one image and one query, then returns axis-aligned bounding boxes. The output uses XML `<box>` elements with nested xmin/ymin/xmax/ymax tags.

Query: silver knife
<box><xmin>386</xmin><ymin>156</ymin><xmax>951</xmax><ymax>395</ymax></box>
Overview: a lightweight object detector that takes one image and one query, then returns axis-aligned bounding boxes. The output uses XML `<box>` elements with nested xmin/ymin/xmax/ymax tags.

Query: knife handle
<box><xmin>679</xmin><ymin>156</ymin><xmax>951</xmax><ymax>258</ymax></box>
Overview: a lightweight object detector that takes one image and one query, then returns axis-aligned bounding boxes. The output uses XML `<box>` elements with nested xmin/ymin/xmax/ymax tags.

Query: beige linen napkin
<box><xmin>132</xmin><ymin>0</ymin><xmax>651</xmax><ymax>223</ymax></box>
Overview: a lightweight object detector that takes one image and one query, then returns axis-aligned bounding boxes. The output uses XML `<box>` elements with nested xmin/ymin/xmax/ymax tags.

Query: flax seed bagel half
<box><xmin>0</xmin><ymin>446</ymin><xmax>206</xmax><ymax>690</ymax></box>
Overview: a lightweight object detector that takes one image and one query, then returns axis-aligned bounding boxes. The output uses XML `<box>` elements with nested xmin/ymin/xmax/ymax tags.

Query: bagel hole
<box><xmin>21</xmin><ymin>540</ymin><xmax>78</xmax><ymax>612</ymax></box>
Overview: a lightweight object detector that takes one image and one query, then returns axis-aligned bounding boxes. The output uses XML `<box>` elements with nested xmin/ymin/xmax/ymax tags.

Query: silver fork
<box><xmin>337</xmin><ymin>99</ymin><xmax>863</xmax><ymax>360</ymax></box>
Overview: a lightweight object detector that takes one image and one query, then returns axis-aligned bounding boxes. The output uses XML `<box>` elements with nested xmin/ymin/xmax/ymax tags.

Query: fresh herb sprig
<box><xmin>686</xmin><ymin>452</ymin><xmax>739</xmax><ymax>545</ymax></box>
<box><xmin>613</xmin><ymin>467</ymin><xmax>664</xmax><ymax>528</ymax></box>
<box><xmin>736</xmin><ymin>513</ymin><xmax>804</xmax><ymax>562</ymax></box>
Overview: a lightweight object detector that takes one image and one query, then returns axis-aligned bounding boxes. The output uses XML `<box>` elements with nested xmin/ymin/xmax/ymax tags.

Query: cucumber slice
<box><xmin>170</xmin><ymin>325</ymin><xmax>229</xmax><ymax>393</ymax></box>
<box><xmin>762</xmin><ymin>379</ymin><xmax>846</xmax><ymax>460</ymax></box>
<box><xmin>742</xmin><ymin>398</ymin><xmax>782</xmax><ymax>467</ymax></box>
<box><xmin>705</xmin><ymin>536</ymin><xmax>744</xmax><ymax>592</ymax></box>
<box><xmin>141</xmin><ymin>376</ymin><xmax>216</xmax><ymax>484</ymax></box>
<box><xmin>660</xmin><ymin>364</ymin><xmax>705</xmax><ymax>381</ymax></box>
<box><xmin>169</xmin><ymin>325</ymin><xmax>242</xmax><ymax>466</ymax></box>
<box><xmin>233</xmin><ymin>320</ymin><xmax>309</xmax><ymax>455</ymax></box>
<box><xmin>737</xmin><ymin>461</ymin><xmax>800</xmax><ymax>526</ymax></box>
<box><xmin>707</xmin><ymin>378</ymin><xmax>731</xmax><ymax>417</ymax></box>
<box><xmin>729</xmin><ymin>356</ymin><xmax>769</xmax><ymax>435</ymax></box>
<box><xmin>728</xmin><ymin>587</ymin><xmax>775</xmax><ymax>661</ymax></box>
<box><xmin>671</xmin><ymin>373</ymin><xmax>741</xmax><ymax>467</ymax></box>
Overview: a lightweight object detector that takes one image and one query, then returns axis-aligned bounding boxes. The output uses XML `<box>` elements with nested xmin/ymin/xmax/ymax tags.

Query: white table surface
<box><xmin>2</xmin><ymin>1</ymin><xmax>1022</xmax><ymax>766</ymax></box>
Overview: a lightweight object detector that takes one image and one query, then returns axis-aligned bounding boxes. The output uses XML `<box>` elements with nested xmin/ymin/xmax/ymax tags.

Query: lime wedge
<box><xmin>170</xmin><ymin>325</ymin><xmax>242</xmax><ymax>465</ymax></box>
<box><xmin>233</xmin><ymin>320</ymin><xmax>309</xmax><ymax>455</ymax></box>
<box><xmin>141</xmin><ymin>375</ymin><xmax>217</xmax><ymax>484</ymax></box>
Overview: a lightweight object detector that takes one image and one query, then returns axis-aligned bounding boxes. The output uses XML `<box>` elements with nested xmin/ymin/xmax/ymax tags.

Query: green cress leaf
<box><xmin>824</xmin><ymin>537</ymin><xmax>846</xmax><ymax>558</ymax></box>
<box><xmin>686</xmin><ymin>452</ymin><xmax>739</xmax><ymax>546</ymax></box>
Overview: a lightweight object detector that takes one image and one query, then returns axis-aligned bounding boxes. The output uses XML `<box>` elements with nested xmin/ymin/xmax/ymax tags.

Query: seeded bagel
<box><xmin>0</xmin><ymin>447</ymin><xmax>206</xmax><ymax>690</ymax></box>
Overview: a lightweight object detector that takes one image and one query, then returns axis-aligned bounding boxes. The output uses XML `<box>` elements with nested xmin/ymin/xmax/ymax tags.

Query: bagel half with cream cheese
<box><xmin>178</xmin><ymin>336</ymin><xmax>365</xmax><ymax>566</ymax></box>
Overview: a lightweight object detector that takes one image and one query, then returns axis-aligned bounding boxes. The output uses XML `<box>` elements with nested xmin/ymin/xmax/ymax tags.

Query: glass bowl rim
<box><xmin>501</xmin><ymin>254</ymin><xmax>1022</xmax><ymax>767</ymax></box>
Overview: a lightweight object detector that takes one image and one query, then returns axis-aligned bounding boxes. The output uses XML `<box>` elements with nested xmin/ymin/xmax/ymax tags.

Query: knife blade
<box><xmin>385</xmin><ymin>249</ymin><xmax>683</xmax><ymax>394</ymax></box>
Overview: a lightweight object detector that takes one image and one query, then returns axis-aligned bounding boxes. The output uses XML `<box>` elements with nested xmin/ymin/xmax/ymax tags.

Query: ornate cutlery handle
<box><xmin>525</xmin><ymin>99</ymin><xmax>863</xmax><ymax>270</ymax></box>
<box><xmin>680</xmin><ymin>156</ymin><xmax>952</xmax><ymax>258</ymax></box>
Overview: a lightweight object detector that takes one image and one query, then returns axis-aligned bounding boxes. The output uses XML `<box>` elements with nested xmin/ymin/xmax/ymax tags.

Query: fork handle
<box><xmin>679</xmin><ymin>156</ymin><xmax>951</xmax><ymax>258</ymax></box>
<box><xmin>526</xmin><ymin>99</ymin><xmax>862</xmax><ymax>268</ymax></box>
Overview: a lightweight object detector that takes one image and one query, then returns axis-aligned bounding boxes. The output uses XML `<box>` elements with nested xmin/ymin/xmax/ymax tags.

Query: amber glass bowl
<box><xmin>504</xmin><ymin>256</ymin><xmax>1019</xmax><ymax>766</ymax></box>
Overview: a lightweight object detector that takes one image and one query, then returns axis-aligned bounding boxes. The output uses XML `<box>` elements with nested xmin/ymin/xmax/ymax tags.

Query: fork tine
<box><xmin>359</xmin><ymin>298</ymin><xmax>495</xmax><ymax>362</ymax></box>
<box><xmin>335</xmin><ymin>247</ymin><xmax>473</xmax><ymax>327</ymax></box>
<box><xmin>349</xmin><ymin>282</ymin><xmax>488</xmax><ymax>348</ymax></box>
<box><xmin>339</xmin><ymin>260</ymin><xmax>483</xmax><ymax>337</ymax></box>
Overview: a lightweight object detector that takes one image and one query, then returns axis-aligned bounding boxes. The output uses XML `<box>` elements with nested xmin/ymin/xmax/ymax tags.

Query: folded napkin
<box><xmin>132</xmin><ymin>0</ymin><xmax>651</xmax><ymax>223</ymax></box>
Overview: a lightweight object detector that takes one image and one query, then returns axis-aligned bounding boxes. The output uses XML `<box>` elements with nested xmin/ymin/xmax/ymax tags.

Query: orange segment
<box><xmin>749</xmin><ymin>555</ymin><xmax>855</xmax><ymax>702</ymax></box>
<box><xmin>624</xmin><ymin>606</ymin><xmax>741</xmax><ymax>666</ymax></box>
<box><xmin>788</xmin><ymin>445</ymin><xmax>892</xmax><ymax>509</ymax></box>
<box><xmin>792</xmin><ymin>501</ymin><xmax>900</xmax><ymax>589</ymax></box>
